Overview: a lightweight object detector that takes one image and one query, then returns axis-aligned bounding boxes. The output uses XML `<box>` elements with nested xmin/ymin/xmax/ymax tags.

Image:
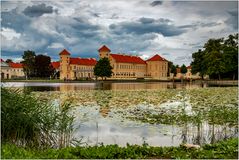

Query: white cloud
<box><xmin>48</xmin><ymin>42</ymin><xmax>64</xmax><ymax>49</ymax></box>
<box><xmin>1</xmin><ymin>27</ymin><xmax>21</xmax><ymax>40</ymax></box>
<box><xmin>1</xmin><ymin>1</ymin><xmax>238</xmax><ymax>65</ymax></box>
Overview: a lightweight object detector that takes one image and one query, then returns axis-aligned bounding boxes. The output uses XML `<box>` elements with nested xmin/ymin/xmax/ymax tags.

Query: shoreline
<box><xmin>1</xmin><ymin>79</ymin><xmax>238</xmax><ymax>86</ymax></box>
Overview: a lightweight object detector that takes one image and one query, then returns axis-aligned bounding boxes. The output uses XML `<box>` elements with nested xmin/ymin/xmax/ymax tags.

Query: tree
<box><xmin>5</xmin><ymin>59</ymin><xmax>13</xmax><ymax>63</ymax></box>
<box><xmin>223</xmin><ymin>34</ymin><xmax>238</xmax><ymax>80</ymax></box>
<box><xmin>190</xmin><ymin>34</ymin><xmax>238</xmax><ymax>80</ymax></box>
<box><xmin>94</xmin><ymin>57</ymin><xmax>113</xmax><ymax>80</ymax></box>
<box><xmin>204</xmin><ymin>38</ymin><xmax>225</xmax><ymax>80</ymax></box>
<box><xmin>35</xmin><ymin>55</ymin><xmax>53</xmax><ymax>77</ymax></box>
<box><xmin>181</xmin><ymin>64</ymin><xmax>187</xmax><ymax>74</ymax></box>
<box><xmin>22</xmin><ymin>50</ymin><xmax>36</xmax><ymax>79</ymax></box>
<box><xmin>191</xmin><ymin>49</ymin><xmax>207</xmax><ymax>79</ymax></box>
<box><xmin>168</xmin><ymin>61</ymin><xmax>177</xmax><ymax>76</ymax></box>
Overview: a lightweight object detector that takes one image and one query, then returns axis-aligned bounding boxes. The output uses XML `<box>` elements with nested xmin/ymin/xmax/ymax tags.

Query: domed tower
<box><xmin>98</xmin><ymin>45</ymin><xmax>111</xmax><ymax>59</ymax></box>
<box><xmin>59</xmin><ymin>49</ymin><xmax>71</xmax><ymax>80</ymax></box>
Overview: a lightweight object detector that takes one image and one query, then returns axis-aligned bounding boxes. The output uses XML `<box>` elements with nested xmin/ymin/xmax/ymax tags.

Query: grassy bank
<box><xmin>2</xmin><ymin>138</ymin><xmax>238</xmax><ymax>159</ymax></box>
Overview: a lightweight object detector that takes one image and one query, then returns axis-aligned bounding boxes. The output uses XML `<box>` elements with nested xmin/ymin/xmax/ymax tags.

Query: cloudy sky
<box><xmin>1</xmin><ymin>0</ymin><xmax>238</xmax><ymax>65</ymax></box>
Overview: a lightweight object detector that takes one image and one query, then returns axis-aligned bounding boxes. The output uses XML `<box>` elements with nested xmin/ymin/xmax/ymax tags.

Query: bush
<box><xmin>1</xmin><ymin>87</ymin><xmax>74</xmax><ymax>148</ymax></box>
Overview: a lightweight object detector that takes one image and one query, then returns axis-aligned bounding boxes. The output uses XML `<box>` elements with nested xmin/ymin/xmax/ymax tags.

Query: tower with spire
<box><xmin>59</xmin><ymin>49</ymin><xmax>71</xmax><ymax>80</ymax></box>
<box><xmin>98</xmin><ymin>45</ymin><xmax>111</xmax><ymax>59</ymax></box>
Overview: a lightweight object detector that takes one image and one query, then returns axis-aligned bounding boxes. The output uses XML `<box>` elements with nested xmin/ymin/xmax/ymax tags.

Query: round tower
<box><xmin>59</xmin><ymin>49</ymin><xmax>71</xmax><ymax>80</ymax></box>
<box><xmin>98</xmin><ymin>45</ymin><xmax>111</xmax><ymax>59</ymax></box>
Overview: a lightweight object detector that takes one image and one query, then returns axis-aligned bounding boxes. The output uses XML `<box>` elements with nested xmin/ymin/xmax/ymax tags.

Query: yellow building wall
<box><xmin>11</xmin><ymin>68</ymin><xmax>25</xmax><ymax>78</ymax></box>
<box><xmin>109</xmin><ymin>56</ymin><xmax>147</xmax><ymax>78</ymax></box>
<box><xmin>1</xmin><ymin>67</ymin><xmax>12</xmax><ymax>79</ymax></box>
<box><xmin>99</xmin><ymin>51</ymin><xmax>110</xmax><ymax>59</ymax></box>
<box><xmin>69</xmin><ymin>64</ymin><xmax>94</xmax><ymax>79</ymax></box>
<box><xmin>60</xmin><ymin>54</ymin><xmax>70</xmax><ymax>80</ymax></box>
<box><xmin>146</xmin><ymin>61</ymin><xmax>168</xmax><ymax>79</ymax></box>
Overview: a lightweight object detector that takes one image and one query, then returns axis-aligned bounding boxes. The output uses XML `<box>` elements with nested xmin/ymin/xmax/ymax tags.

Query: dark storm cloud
<box><xmin>109</xmin><ymin>17</ymin><xmax>186</xmax><ymax>37</ymax></box>
<box><xmin>179</xmin><ymin>22</ymin><xmax>221</xmax><ymax>29</ymax></box>
<box><xmin>225</xmin><ymin>10</ymin><xmax>238</xmax><ymax>30</ymax></box>
<box><xmin>2</xmin><ymin>8</ymin><xmax>30</xmax><ymax>32</ymax></box>
<box><xmin>150</xmin><ymin>1</ymin><xmax>163</xmax><ymax>7</ymax></box>
<box><xmin>23</xmin><ymin>3</ymin><xmax>55</xmax><ymax>17</ymax></box>
<box><xmin>70</xmin><ymin>17</ymin><xmax>101</xmax><ymax>38</ymax></box>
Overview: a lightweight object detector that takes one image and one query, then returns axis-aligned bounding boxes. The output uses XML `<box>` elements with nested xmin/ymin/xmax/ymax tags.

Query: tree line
<box><xmin>191</xmin><ymin>33</ymin><xmax>238</xmax><ymax>80</ymax></box>
<box><xmin>21</xmin><ymin>50</ymin><xmax>55</xmax><ymax>79</ymax></box>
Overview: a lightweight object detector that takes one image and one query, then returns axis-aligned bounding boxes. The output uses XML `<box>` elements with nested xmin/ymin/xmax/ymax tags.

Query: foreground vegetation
<box><xmin>2</xmin><ymin>138</ymin><xmax>238</xmax><ymax>159</ymax></box>
<box><xmin>2</xmin><ymin>87</ymin><xmax>238</xmax><ymax>158</ymax></box>
<box><xmin>1</xmin><ymin>87</ymin><xmax>74</xmax><ymax>148</ymax></box>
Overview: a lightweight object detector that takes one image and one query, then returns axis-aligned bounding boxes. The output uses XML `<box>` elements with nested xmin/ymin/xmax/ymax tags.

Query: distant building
<box><xmin>9</xmin><ymin>62</ymin><xmax>25</xmax><ymax>79</ymax></box>
<box><xmin>1</xmin><ymin>59</ymin><xmax>12</xmax><ymax>79</ymax></box>
<box><xmin>59</xmin><ymin>45</ymin><xmax>169</xmax><ymax>80</ymax></box>
<box><xmin>176</xmin><ymin>65</ymin><xmax>201</xmax><ymax>79</ymax></box>
<box><xmin>51</xmin><ymin>61</ymin><xmax>60</xmax><ymax>78</ymax></box>
<box><xmin>1</xmin><ymin>59</ymin><xmax>24</xmax><ymax>79</ymax></box>
<box><xmin>98</xmin><ymin>45</ymin><xmax>168</xmax><ymax>80</ymax></box>
<box><xmin>59</xmin><ymin>49</ymin><xmax>97</xmax><ymax>80</ymax></box>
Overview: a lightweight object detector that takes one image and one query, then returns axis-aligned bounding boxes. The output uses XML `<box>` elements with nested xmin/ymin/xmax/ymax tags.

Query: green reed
<box><xmin>1</xmin><ymin>87</ymin><xmax>74</xmax><ymax>148</ymax></box>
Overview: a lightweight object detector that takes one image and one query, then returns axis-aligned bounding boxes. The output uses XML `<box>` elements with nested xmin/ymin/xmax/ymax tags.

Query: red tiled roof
<box><xmin>70</xmin><ymin>58</ymin><xmax>97</xmax><ymax>66</ymax></box>
<box><xmin>110</xmin><ymin>54</ymin><xmax>146</xmax><ymax>64</ymax></box>
<box><xmin>59</xmin><ymin>49</ymin><xmax>71</xmax><ymax>55</ymax></box>
<box><xmin>9</xmin><ymin>62</ymin><xmax>23</xmax><ymax>68</ymax></box>
<box><xmin>147</xmin><ymin>54</ymin><xmax>167</xmax><ymax>61</ymax></box>
<box><xmin>187</xmin><ymin>66</ymin><xmax>192</xmax><ymax>69</ymax></box>
<box><xmin>51</xmin><ymin>62</ymin><xmax>60</xmax><ymax>69</ymax></box>
<box><xmin>98</xmin><ymin>45</ymin><xmax>111</xmax><ymax>52</ymax></box>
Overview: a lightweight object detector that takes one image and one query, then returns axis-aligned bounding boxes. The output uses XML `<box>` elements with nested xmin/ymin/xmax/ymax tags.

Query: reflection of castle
<box><xmin>59</xmin><ymin>45</ymin><xmax>169</xmax><ymax>80</ymax></box>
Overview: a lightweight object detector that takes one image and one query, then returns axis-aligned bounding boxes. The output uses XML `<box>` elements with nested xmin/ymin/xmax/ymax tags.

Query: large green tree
<box><xmin>168</xmin><ymin>61</ymin><xmax>177</xmax><ymax>76</ymax></box>
<box><xmin>191</xmin><ymin>49</ymin><xmax>207</xmax><ymax>79</ymax></box>
<box><xmin>203</xmin><ymin>38</ymin><xmax>225</xmax><ymax>80</ymax></box>
<box><xmin>190</xmin><ymin>33</ymin><xmax>238</xmax><ymax>80</ymax></box>
<box><xmin>35</xmin><ymin>55</ymin><xmax>54</xmax><ymax>78</ymax></box>
<box><xmin>94</xmin><ymin>57</ymin><xmax>113</xmax><ymax>80</ymax></box>
<box><xmin>180</xmin><ymin>64</ymin><xmax>187</xmax><ymax>74</ymax></box>
<box><xmin>22</xmin><ymin>50</ymin><xmax>36</xmax><ymax>79</ymax></box>
<box><xmin>223</xmin><ymin>34</ymin><xmax>238</xmax><ymax>80</ymax></box>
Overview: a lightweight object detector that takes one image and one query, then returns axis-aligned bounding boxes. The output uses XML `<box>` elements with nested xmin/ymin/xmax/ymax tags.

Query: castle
<box><xmin>59</xmin><ymin>45</ymin><xmax>169</xmax><ymax>80</ymax></box>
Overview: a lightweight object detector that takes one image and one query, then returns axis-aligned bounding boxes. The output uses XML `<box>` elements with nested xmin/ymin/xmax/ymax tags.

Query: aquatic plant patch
<box><xmin>33</xmin><ymin>87</ymin><xmax>238</xmax><ymax>126</ymax></box>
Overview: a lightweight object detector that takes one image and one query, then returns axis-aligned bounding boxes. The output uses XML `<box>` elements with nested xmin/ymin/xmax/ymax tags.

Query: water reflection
<box><xmin>2</xmin><ymin>82</ymin><xmax>211</xmax><ymax>92</ymax></box>
<box><xmin>94</xmin><ymin>90</ymin><xmax>112</xmax><ymax>118</ymax></box>
<box><xmin>73</xmin><ymin>105</ymin><xmax>237</xmax><ymax>147</ymax></box>
<box><xmin>2</xmin><ymin>82</ymin><xmax>237</xmax><ymax>147</ymax></box>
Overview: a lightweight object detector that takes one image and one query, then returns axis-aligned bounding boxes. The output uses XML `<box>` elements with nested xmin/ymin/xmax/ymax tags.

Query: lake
<box><xmin>2</xmin><ymin>82</ymin><xmax>238</xmax><ymax>147</ymax></box>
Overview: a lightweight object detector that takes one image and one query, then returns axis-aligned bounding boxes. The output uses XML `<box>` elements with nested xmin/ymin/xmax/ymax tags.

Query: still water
<box><xmin>2</xmin><ymin>82</ymin><xmax>238</xmax><ymax>147</ymax></box>
<box><xmin>2</xmin><ymin>81</ymin><xmax>210</xmax><ymax>91</ymax></box>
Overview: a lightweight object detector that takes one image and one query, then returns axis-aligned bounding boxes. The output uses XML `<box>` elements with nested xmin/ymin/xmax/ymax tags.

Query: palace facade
<box><xmin>59</xmin><ymin>49</ymin><xmax>97</xmax><ymax>80</ymax></box>
<box><xmin>59</xmin><ymin>45</ymin><xmax>169</xmax><ymax>80</ymax></box>
<box><xmin>1</xmin><ymin>59</ymin><xmax>25</xmax><ymax>79</ymax></box>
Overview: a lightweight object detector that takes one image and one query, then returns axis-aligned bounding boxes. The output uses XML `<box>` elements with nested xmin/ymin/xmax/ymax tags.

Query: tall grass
<box><xmin>1</xmin><ymin>87</ymin><xmax>74</xmax><ymax>148</ymax></box>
